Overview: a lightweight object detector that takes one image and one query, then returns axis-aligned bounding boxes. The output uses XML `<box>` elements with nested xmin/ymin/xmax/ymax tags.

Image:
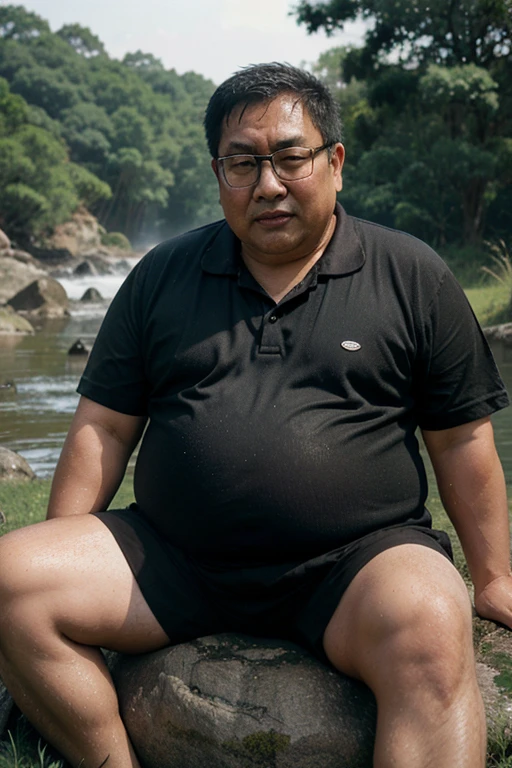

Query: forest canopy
<box><xmin>296</xmin><ymin>0</ymin><xmax>512</xmax><ymax>247</ymax></box>
<box><xmin>0</xmin><ymin>4</ymin><xmax>221</xmax><ymax>245</ymax></box>
<box><xmin>0</xmin><ymin>3</ymin><xmax>510</xmax><ymax>250</ymax></box>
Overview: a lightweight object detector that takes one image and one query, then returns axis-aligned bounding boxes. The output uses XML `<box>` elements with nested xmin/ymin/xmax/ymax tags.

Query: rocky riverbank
<box><xmin>0</xmin><ymin>213</ymin><xmax>139</xmax><ymax>332</ymax></box>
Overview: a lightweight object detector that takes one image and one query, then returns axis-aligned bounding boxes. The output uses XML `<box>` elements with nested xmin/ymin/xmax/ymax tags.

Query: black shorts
<box><xmin>94</xmin><ymin>506</ymin><xmax>453</xmax><ymax>665</ymax></box>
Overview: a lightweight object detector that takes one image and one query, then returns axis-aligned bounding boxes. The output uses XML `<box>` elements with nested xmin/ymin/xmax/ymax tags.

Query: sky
<box><xmin>11</xmin><ymin>0</ymin><xmax>367</xmax><ymax>84</ymax></box>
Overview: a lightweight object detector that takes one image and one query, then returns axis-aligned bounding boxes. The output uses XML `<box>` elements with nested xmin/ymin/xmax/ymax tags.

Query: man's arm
<box><xmin>422</xmin><ymin>416</ymin><xmax>512</xmax><ymax>628</ymax></box>
<box><xmin>47</xmin><ymin>395</ymin><xmax>147</xmax><ymax>519</ymax></box>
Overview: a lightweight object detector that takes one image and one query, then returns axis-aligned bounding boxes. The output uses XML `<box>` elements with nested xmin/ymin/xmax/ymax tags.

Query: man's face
<box><xmin>212</xmin><ymin>93</ymin><xmax>345</xmax><ymax>267</ymax></box>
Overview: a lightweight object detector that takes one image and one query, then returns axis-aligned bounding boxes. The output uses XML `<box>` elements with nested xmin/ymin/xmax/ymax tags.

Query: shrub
<box><xmin>100</xmin><ymin>230</ymin><xmax>131</xmax><ymax>250</ymax></box>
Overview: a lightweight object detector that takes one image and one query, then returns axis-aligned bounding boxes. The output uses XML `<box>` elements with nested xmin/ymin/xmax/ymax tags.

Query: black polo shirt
<box><xmin>78</xmin><ymin>204</ymin><xmax>508</xmax><ymax>565</ymax></box>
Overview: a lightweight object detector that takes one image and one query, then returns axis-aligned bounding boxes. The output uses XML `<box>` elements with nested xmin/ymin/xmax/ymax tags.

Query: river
<box><xmin>1</xmin><ymin>271</ymin><xmax>512</xmax><ymax>482</ymax></box>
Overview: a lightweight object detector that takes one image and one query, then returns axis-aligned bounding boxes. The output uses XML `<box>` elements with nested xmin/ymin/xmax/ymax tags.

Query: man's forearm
<box><xmin>423</xmin><ymin>418</ymin><xmax>511</xmax><ymax>595</ymax></box>
<box><xmin>47</xmin><ymin>397</ymin><xmax>146</xmax><ymax>519</ymax></box>
<box><xmin>47</xmin><ymin>424</ymin><xmax>130</xmax><ymax>518</ymax></box>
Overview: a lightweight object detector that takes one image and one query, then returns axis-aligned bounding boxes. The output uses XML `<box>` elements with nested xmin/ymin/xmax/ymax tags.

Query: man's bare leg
<box><xmin>0</xmin><ymin>515</ymin><xmax>170</xmax><ymax>768</ymax></box>
<box><xmin>323</xmin><ymin>544</ymin><xmax>485</xmax><ymax>768</ymax></box>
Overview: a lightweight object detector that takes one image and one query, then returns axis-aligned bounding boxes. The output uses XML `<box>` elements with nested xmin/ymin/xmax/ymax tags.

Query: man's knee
<box><xmin>324</xmin><ymin>546</ymin><xmax>475</xmax><ymax>703</ymax></box>
<box><xmin>372</xmin><ymin>587</ymin><xmax>473</xmax><ymax>703</ymax></box>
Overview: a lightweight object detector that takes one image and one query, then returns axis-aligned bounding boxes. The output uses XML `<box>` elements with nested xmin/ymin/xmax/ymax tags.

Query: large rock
<box><xmin>0</xmin><ymin>447</ymin><xmax>36</xmax><ymax>481</ymax></box>
<box><xmin>111</xmin><ymin>634</ymin><xmax>377</xmax><ymax>768</ymax></box>
<box><xmin>0</xmin><ymin>248</ymin><xmax>39</xmax><ymax>266</ymax></box>
<box><xmin>484</xmin><ymin>323</ymin><xmax>512</xmax><ymax>346</ymax></box>
<box><xmin>44</xmin><ymin>208</ymin><xmax>105</xmax><ymax>258</ymax></box>
<box><xmin>0</xmin><ymin>306</ymin><xmax>34</xmax><ymax>334</ymax></box>
<box><xmin>110</xmin><ymin>632</ymin><xmax>512</xmax><ymax>768</ymax></box>
<box><xmin>1</xmin><ymin>628</ymin><xmax>512</xmax><ymax>763</ymax></box>
<box><xmin>0</xmin><ymin>256</ymin><xmax>47</xmax><ymax>303</ymax></box>
<box><xmin>7</xmin><ymin>277</ymin><xmax>69</xmax><ymax>318</ymax></box>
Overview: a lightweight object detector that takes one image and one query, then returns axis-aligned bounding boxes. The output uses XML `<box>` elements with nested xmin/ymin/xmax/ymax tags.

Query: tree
<box><xmin>0</xmin><ymin>78</ymin><xmax>111</xmax><ymax>239</ymax></box>
<box><xmin>57</xmin><ymin>24</ymin><xmax>106</xmax><ymax>58</ymax></box>
<box><xmin>0</xmin><ymin>4</ymin><xmax>221</xmax><ymax>243</ymax></box>
<box><xmin>294</xmin><ymin>0</ymin><xmax>512</xmax><ymax>69</ymax></box>
<box><xmin>10</xmin><ymin>66</ymin><xmax>82</xmax><ymax>119</ymax></box>
<box><xmin>110</xmin><ymin>106</ymin><xmax>154</xmax><ymax>153</ymax></box>
<box><xmin>0</xmin><ymin>5</ymin><xmax>49</xmax><ymax>42</ymax></box>
<box><xmin>0</xmin><ymin>75</ymin><xmax>27</xmax><ymax>134</ymax></box>
<box><xmin>296</xmin><ymin>1</ymin><xmax>512</xmax><ymax>245</ymax></box>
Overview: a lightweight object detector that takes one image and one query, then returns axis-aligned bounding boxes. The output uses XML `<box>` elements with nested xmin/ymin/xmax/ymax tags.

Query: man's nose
<box><xmin>252</xmin><ymin>160</ymin><xmax>287</xmax><ymax>199</ymax></box>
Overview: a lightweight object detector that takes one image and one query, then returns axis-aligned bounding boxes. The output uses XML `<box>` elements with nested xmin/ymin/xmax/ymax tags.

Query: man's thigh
<box><xmin>0</xmin><ymin>515</ymin><xmax>170</xmax><ymax>654</ymax></box>
<box><xmin>322</xmin><ymin>543</ymin><xmax>473</xmax><ymax>682</ymax></box>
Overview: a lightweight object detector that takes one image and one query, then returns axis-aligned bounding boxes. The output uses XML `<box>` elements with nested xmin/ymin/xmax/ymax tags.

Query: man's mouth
<box><xmin>255</xmin><ymin>211</ymin><xmax>293</xmax><ymax>227</ymax></box>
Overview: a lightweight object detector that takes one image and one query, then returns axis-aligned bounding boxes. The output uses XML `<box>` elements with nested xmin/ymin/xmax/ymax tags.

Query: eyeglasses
<box><xmin>217</xmin><ymin>143</ymin><xmax>333</xmax><ymax>188</ymax></box>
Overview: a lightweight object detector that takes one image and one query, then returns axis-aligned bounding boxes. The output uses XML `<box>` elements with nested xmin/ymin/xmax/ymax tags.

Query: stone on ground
<box><xmin>0</xmin><ymin>447</ymin><xmax>36</xmax><ymax>481</ymax></box>
<box><xmin>111</xmin><ymin>634</ymin><xmax>376</xmax><ymax>768</ymax></box>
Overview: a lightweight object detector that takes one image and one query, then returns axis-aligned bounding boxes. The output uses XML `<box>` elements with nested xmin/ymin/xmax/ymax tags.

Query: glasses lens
<box><xmin>273</xmin><ymin>147</ymin><xmax>313</xmax><ymax>181</ymax></box>
<box><xmin>222</xmin><ymin>155</ymin><xmax>259</xmax><ymax>187</ymax></box>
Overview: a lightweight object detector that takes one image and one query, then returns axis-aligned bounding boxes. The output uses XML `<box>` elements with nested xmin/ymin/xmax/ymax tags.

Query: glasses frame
<box><xmin>217</xmin><ymin>143</ymin><xmax>333</xmax><ymax>188</ymax></box>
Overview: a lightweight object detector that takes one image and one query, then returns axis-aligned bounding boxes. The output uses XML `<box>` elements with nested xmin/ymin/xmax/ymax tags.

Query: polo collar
<box><xmin>201</xmin><ymin>202</ymin><xmax>365</xmax><ymax>277</ymax></box>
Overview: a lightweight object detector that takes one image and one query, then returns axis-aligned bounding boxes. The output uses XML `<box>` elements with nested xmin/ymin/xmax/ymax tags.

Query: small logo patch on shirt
<box><xmin>341</xmin><ymin>340</ymin><xmax>361</xmax><ymax>351</ymax></box>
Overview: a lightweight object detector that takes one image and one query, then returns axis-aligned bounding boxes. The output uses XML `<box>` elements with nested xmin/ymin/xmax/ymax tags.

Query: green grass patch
<box><xmin>0</xmin><ymin>476</ymin><xmax>135</xmax><ymax>537</ymax></box>
<box><xmin>465</xmin><ymin>283</ymin><xmax>511</xmax><ymax>327</ymax></box>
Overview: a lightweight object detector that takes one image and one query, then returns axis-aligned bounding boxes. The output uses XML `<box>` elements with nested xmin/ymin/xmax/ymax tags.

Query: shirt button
<box><xmin>269</xmin><ymin>315</ymin><xmax>278</xmax><ymax>324</ymax></box>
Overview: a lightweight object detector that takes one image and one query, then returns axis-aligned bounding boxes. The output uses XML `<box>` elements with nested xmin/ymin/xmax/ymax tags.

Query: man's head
<box><xmin>205</xmin><ymin>63</ymin><xmax>345</xmax><ymax>268</ymax></box>
<box><xmin>204</xmin><ymin>62</ymin><xmax>343</xmax><ymax>159</ymax></box>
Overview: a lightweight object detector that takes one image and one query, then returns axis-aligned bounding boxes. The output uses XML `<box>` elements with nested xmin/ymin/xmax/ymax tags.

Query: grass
<box><xmin>466</xmin><ymin>283</ymin><xmax>511</xmax><ymax>327</ymax></box>
<box><xmin>448</xmin><ymin>240</ymin><xmax>512</xmax><ymax>327</ymax></box>
<box><xmin>0</xmin><ymin>722</ymin><xmax>64</xmax><ymax>768</ymax></box>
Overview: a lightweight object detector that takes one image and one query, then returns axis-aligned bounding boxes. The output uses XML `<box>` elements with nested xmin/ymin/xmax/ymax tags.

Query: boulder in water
<box><xmin>7</xmin><ymin>278</ymin><xmax>69</xmax><ymax>318</ymax></box>
<box><xmin>0</xmin><ymin>257</ymin><xmax>47</xmax><ymax>304</ymax></box>
<box><xmin>0</xmin><ymin>307</ymin><xmax>34</xmax><ymax>335</ymax></box>
<box><xmin>68</xmin><ymin>339</ymin><xmax>91</xmax><ymax>356</ymax></box>
<box><xmin>74</xmin><ymin>260</ymin><xmax>98</xmax><ymax>277</ymax></box>
<box><xmin>80</xmin><ymin>287</ymin><xmax>103</xmax><ymax>302</ymax></box>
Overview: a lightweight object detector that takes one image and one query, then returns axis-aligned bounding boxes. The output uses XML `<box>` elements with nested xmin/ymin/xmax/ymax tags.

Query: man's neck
<box><xmin>241</xmin><ymin>214</ymin><xmax>336</xmax><ymax>304</ymax></box>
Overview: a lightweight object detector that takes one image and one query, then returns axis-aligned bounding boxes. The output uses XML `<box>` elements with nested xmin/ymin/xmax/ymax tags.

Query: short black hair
<box><xmin>204</xmin><ymin>62</ymin><xmax>343</xmax><ymax>158</ymax></box>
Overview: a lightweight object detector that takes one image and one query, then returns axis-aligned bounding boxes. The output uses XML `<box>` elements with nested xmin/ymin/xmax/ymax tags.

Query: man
<box><xmin>0</xmin><ymin>63</ymin><xmax>510</xmax><ymax>768</ymax></box>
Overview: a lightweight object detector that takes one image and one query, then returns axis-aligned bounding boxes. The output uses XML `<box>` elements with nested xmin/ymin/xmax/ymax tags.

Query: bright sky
<box><xmin>12</xmin><ymin>0</ymin><xmax>367</xmax><ymax>84</ymax></box>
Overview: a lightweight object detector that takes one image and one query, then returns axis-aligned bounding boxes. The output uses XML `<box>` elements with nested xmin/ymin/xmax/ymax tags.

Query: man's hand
<box><xmin>475</xmin><ymin>573</ymin><xmax>512</xmax><ymax>629</ymax></box>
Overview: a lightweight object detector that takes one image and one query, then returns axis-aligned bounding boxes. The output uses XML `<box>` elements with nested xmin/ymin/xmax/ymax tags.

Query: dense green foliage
<box><xmin>1</xmin><ymin>3</ymin><xmax>510</xmax><ymax>250</ymax></box>
<box><xmin>298</xmin><ymin>0</ymin><xmax>512</xmax><ymax>246</ymax></box>
<box><xmin>0</xmin><ymin>5</ymin><xmax>222</xmax><ymax>245</ymax></box>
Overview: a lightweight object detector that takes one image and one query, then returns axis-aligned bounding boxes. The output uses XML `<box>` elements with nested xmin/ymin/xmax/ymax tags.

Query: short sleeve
<box><xmin>414</xmin><ymin>269</ymin><xmax>509</xmax><ymax>430</ymax></box>
<box><xmin>77</xmin><ymin>256</ymin><xmax>150</xmax><ymax>416</ymax></box>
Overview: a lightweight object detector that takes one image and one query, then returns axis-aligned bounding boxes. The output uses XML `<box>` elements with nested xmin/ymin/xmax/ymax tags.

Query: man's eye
<box><xmin>231</xmin><ymin>158</ymin><xmax>257</xmax><ymax>169</ymax></box>
<box><xmin>280</xmin><ymin>152</ymin><xmax>308</xmax><ymax>164</ymax></box>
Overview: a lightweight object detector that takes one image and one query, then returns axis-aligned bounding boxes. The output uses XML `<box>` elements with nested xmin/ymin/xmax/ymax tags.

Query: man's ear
<box><xmin>211</xmin><ymin>158</ymin><xmax>220</xmax><ymax>179</ymax></box>
<box><xmin>331</xmin><ymin>143</ymin><xmax>345</xmax><ymax>193</ymax></box>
